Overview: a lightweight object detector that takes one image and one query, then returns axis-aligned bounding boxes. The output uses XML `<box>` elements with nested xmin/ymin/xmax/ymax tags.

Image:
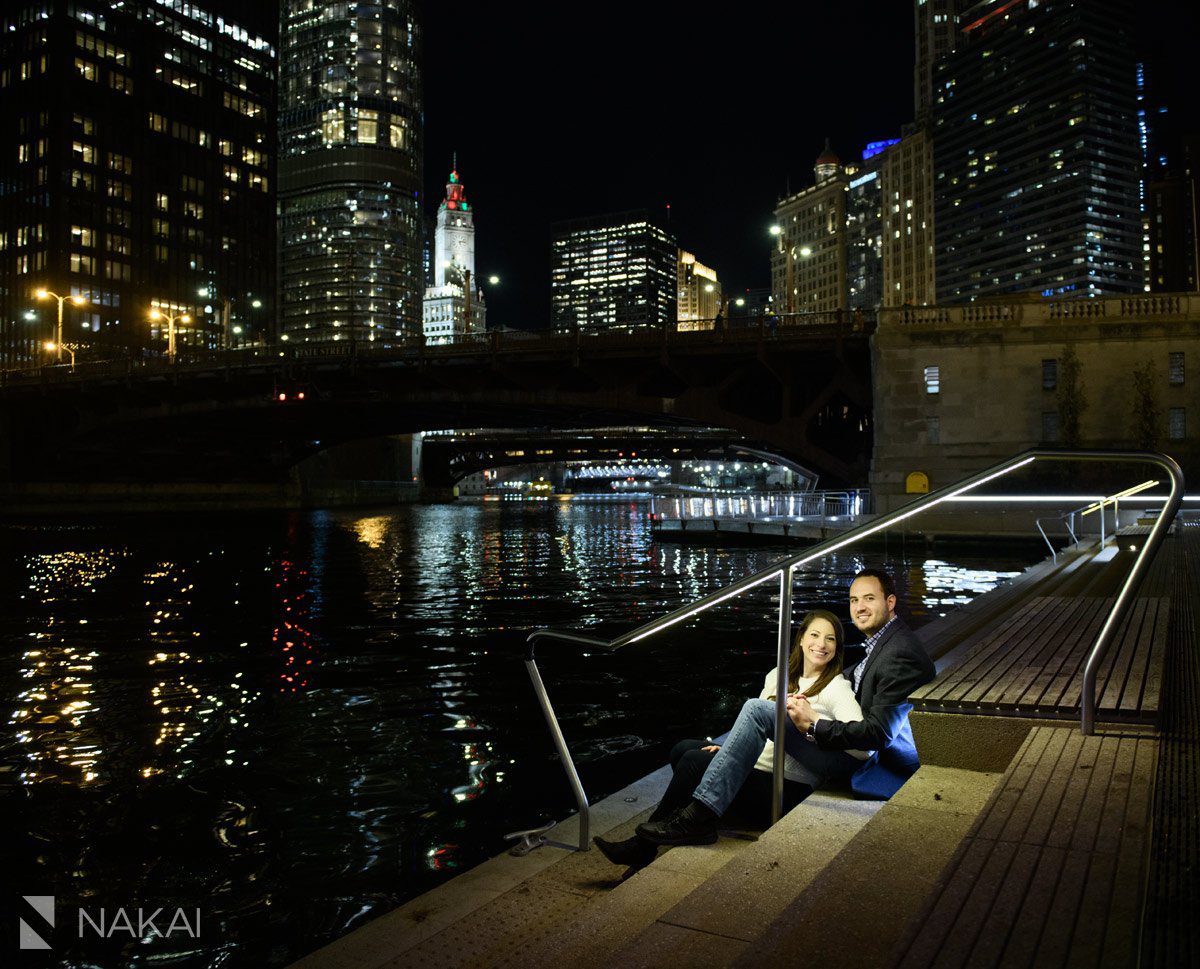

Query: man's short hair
<box><xmin>854</xmin><ymin>568</ymin><xmax>896</xmax><ymax>600</ymax></box>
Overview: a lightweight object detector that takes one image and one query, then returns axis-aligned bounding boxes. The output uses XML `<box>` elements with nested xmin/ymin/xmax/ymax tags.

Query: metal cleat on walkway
<box><xmin>503</xmin><ymin>820</ymin><xmax>557</xmax><ymax>856</ymax></box>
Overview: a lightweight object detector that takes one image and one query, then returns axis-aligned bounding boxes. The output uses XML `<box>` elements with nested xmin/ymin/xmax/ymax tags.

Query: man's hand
<box><xmin>786</xmin><ymin>694</ymin><xmax>816</xmax><ymax>731</ymax></box>
<box><xmin>701</xmin><ymin>745</ymin><xmax>720</xmax><ymax>753</ymax></box>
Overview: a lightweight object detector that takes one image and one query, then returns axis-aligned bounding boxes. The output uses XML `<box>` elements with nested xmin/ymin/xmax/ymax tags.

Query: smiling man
<box><xmin>636</xmin><ymin>568</ymin><xmax>936</xmax><ymax>846</ymax></box>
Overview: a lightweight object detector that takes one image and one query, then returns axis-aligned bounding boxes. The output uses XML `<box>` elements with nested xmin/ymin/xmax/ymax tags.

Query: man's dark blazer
<box><xmin>813</xmin><ymin>616</ymin><xmax>935</xmax><ymax>800</ymax></box>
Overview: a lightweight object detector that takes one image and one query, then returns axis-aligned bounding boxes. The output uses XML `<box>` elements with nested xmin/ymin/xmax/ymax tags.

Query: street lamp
<box><xmin>487</xmin><ymin>275</ymin><xmax>500</xmax><ymax>285</ymax></box>
<box><xmin>43</xmin><ymin>341</ymin><xmax>75</xmax><ymax>371</ymax></box>
<box><xmin>35</xmin><ymin>289</ymin><xmax>86</xmax><ymax>363</ymax></box>
<box><xmin>149</xmin><ymin>308</ymin><xmax>190</xmax><ymax>362</ymax></box>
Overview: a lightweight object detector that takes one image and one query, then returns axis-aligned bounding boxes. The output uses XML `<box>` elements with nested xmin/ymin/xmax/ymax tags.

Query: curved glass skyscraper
<box><xmin>278</xmin><ymin>0</ymin><xmax>422</xmax><ymax>344</ymax></box>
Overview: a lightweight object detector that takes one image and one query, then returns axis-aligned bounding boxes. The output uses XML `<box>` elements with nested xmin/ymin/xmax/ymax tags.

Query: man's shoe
<box><xmin>635</xmin><ymin>800</ymin><xmax>719</xmax><ymax>846</ymax></box>
<box><xmin>594</xmin><ymin>834</ymin><xmax>657</xmax><ymax>869</ymax></box>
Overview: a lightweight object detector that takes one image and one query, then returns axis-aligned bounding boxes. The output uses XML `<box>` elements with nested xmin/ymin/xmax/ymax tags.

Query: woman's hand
<box><xmin>786</xmin><ymin>693</ymin><xmax>816</xmax><ymax>731</ymax></box>
<box><xmin>701</xmin><ymin>744</ymin><xmax>720</xmax><ymax>753</ymax></box>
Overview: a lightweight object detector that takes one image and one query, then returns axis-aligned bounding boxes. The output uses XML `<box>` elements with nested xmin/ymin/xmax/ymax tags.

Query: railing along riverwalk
<box><xmin>650</xmin><ymin>488</ymin><xmax>872</xmax><ymax>523</ymax></box>
<box><xmin>523</xmin><ymin>450</ymin><xmax>1184</xmax><ymax>852</ymax></box>
<box><xmin>0</xmin><ymin>311</ymin><xmax>869</xmax><ymax>387</ymax></box>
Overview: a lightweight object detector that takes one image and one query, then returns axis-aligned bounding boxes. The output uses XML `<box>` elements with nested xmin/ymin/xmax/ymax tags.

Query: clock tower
<box><xmin>434</xmin><ymin>167</ymin><xmax>477</xmax><ymax>286</ymax></box>
<box><xmin>423</xmin><ymin>160</ymin><xmax>487</xmax><ymax>344</ymax></box>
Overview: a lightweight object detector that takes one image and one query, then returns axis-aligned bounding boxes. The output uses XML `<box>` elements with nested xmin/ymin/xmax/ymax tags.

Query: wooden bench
<box><xmin>910</xmin><ymin>595</ymin><xmax>1169</xmax><ymax>723</ymax></box>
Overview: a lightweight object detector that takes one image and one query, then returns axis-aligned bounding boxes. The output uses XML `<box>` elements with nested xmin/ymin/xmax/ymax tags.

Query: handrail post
<box><xmin>1081</xmin><ymin>453</ymin><xmax>1184</xmax><ymax>735</ymax></box>
<box><xmin>1036</xmin><ymin>518</ymin><xmax>1057</xmax><ymax>563</ymax></box>
<box><xmin>772</xmin><ymin>567</ymin><xmax>794</xmax><ymax>824</ymax></box>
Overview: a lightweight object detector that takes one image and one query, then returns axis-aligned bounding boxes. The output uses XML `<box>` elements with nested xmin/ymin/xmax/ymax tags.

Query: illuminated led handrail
<box><xmin>525</xmin><ymin>449</ymin><xmax>1184</xmax><ymax>852</ymax></box>
<box><xmin>1034</xmin><ymin>478</ymin><xmax>1158</xmax><ymax>561</ymax></box>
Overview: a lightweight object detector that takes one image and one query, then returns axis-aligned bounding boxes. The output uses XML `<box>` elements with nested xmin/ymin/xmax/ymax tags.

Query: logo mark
<box><xmin>19</xmin><ymin>895</ymin><xmax>54</xmax><ymax>950</ymax></box>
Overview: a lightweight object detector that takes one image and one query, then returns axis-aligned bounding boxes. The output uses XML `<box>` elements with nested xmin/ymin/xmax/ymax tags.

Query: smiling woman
<box><xmin>595</xmin><ymin>608</ymin><xmax>860</xmax><ymax>869</ymax></box>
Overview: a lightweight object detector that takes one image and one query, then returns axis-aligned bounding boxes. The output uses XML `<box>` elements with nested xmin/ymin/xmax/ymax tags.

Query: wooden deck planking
<box><xmin>1105</xmin><ymin>597</ymin><xmax>1168</xmax><ymax>715</ymax></box>
<box><xmin>914</xmin><ymin>597</ymin><xmax>1055</xmax><ymax>702</ymax></box>
<box><xmin>989</xmin><ymin>598</ymin><xmax>1108</xmax><ymax>711</ymax></box>
<box><xmin>1036</xmin><ymin>601</ymin><xmax>1120</xmax><ymax>713</ymax></box>
<box><xmin>962</xmin><ymin>598</ymin><xmax>1093</xmax><ymax>708</ymax></box>
<box><xmin>913</xmin><ymin>597</ymin><xmax>1059</xmax><ymax>704</ymax></box>
<box><xmin>913</xmin><ymin>587</ymin><xmax>1165</xmax><ymax>722</ymax></box>
<box><xmin>892</xmin><ymin>726</ymin><xmax>1159</xmax><ymax>969</ymax></box>
<box><xmin>1091</xmin><ymin>598</ymin><xmax>1151</xmax><ymax>712</ymax></box>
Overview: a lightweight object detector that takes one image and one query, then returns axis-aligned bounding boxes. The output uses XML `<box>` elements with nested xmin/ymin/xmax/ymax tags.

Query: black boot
<box><xmin>635</xmin><ymin>799</ymin><xmax>719</xmax><ymax>846</ymax></box>
<box><xmin>594</xmin><ymin>834</ymin><xmax>658</xmax><ymax>869</ymax></box>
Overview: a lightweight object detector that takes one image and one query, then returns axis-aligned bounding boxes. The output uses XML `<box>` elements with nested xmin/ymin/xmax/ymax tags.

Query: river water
<box><xmin>2</xmin><ymin>499</ymin><xmax>1036</xmax><ymax>967</ymax></box>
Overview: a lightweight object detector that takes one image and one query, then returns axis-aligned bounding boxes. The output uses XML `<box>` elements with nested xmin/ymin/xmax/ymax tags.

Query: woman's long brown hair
<box><xmin>774</xmin><ymin>609</ymin><xmax>846</xmax><ymax>699</ymax></box>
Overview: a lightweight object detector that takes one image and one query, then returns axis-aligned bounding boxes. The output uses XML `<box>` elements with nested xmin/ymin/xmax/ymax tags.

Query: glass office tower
<box><xmin>933</xmin><ymin>0</ymin><xmax>1141</xmax><ymax>301</ymax></box>
<box><xmin>551</xmin><ymin>212</ymin><xmax>677</xmax><ymax>331</ymax></box>
<box><xmin>0</xmin><ymin>1</ymin><xmax>276</xmax><ymax>365</ymax></box>
<box><xmin>278</xmin><ymin>0</ymin><xmax>422</xmax><ymax>344</ymax></box>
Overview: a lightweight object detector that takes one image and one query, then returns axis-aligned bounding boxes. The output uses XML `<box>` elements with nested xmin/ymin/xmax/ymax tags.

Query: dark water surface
<box><xmin>2</xmin><ymin>501</ymin><xmax>1036</xmax><ymax>967</ymax></box>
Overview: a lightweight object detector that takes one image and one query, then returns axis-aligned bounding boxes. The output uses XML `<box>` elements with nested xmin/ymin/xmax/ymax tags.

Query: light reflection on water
<box><xmin>1</xmin><ymin>501</ymin><xmax>1032</xmax><ymax>967</ymax></box>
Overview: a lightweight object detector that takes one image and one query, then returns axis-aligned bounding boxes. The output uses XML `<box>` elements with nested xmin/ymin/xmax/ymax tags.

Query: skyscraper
<box><xmin>0</xmin><ymin>0</ymin><xmax>276</xmax><ymax>366</ymax></box>
<box><xmin>676</xmin><ymin>250</ymin><xmax>721</xmax><ymax>330</ymax></box>
<box><xmin>423</xmin><ymin>166</ymin><xmax>485</xmax><ymax>344</ymax></box>
<box><xmin>551</xmin><ymin>212</ymin><xmax>677</xmax><ymax>331</ymax></box>
<box><xmin>881</xmin><ymin>128</ymin><xmax>937</xmax><ymax>306</ymax></box>
<box><xmin>933</xmin><ymin>0</ymin><xmax>1142</xmax><ymax>301</ymax></box>
<box><xmin>913</xmin><ymin>0</ymin><xmax>963</xmax><ymax>121</ymax></box>
<box><xmin>846</xmin><ymin>143</ymin><xmax>894</xmax><ymax>312</ymax></box>
<box><xmin>278</xmin><ymin>0</ymin><xmax>422</xmax><ymax>345</ymax></box>
<box><xmin>772</xmin><ymin>142</ymin><xmax>849</xmax><ymax>316</ymax></box>
<box><xmin>1148</xmin><ymin>134</ymin><xmax>1199</xmax><ymax>293</ymax></box>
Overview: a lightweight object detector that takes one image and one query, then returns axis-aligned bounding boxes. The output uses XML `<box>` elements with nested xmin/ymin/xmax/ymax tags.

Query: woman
<box><xmin>594</xmin><ymin>609</ymin><xmax>865</xmax><ymax>872</ymax></box>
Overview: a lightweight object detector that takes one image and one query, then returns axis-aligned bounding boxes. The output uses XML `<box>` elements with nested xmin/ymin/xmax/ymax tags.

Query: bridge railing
<box><xmin>0</xmin><ymin>312</ymin><xmax>872</xmax><ymax>385</ymax></box>
<box><xmin>521</xmin><ymin>449</ymin><xmax>1184</xmax><ymax>852</ymax></box>
<box><xmin>649</xmin><ymin>489</ymin><xmax>873</xmax><ymax>522</ymax></box>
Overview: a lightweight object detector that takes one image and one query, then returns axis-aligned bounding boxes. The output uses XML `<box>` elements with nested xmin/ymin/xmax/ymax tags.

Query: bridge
<box><xmin>419</xmin><ymin>426</ymin><xmax>818</xmax><ymax>490</ymax></box>
<box><xmin>0</xmin><ymin>317</ymin><xmax>873</xmax><ymax>487</ymax></box>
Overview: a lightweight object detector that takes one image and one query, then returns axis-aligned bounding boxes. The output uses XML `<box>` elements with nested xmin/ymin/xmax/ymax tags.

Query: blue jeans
<box><xmin>692</xmin><ymin>699</ymin><xmax>861</xmax><ymax>816</ymax></box>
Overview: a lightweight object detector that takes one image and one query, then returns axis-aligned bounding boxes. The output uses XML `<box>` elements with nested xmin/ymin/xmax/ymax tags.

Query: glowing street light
<box><xmin>768</xmin><ymin>225</ymin><xmax>782</xmax><ymax>237</ymax></box>
<box><xmin>487</xmin><ymin>275</ymin><xmax>500</xmax><ymax>285</ymax></box>
<box><xmin>799</xmin><ymin>246</ymin><xmax>813</xmax><ymax>257</ymax></box>
<box><xmin>35</xmin><ymin>289</ymin><xmax>87</xmax><ymax>363</ymax></box>
<box><xmin>43</xmin><ymin>341</ymin><xmax>75</xmax><ymax>371</ymax></box>
<box><xmin>149</xmin><ymin>308</ymin><xmax>190</xmax><ymax>362</ymax></box>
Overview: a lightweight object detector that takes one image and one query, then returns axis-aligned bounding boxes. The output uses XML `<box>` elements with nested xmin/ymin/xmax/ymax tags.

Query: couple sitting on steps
<box><xmin>595</xmin><ymin>568</ymin><xmax>936</xmax><ymax>874</ymax></box>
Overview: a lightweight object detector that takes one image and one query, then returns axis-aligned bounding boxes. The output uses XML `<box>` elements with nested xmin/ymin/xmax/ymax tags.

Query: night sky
<box><xmin>422</xmin><ymin>1</ymin><xmax>1196</xmax><ymax>328</ymax></box>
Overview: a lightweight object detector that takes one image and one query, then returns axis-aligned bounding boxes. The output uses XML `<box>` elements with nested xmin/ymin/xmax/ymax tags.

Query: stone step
<box><xmin>600</xmin><ymin>767</ymin><xmax>1003</xmax><ymax>964</ymax></box>
<box><xmin>733</xmin><ymin>765</ymin><xmax>1003</xmax><ymax>969</ymax></box>
<box><xmin>286</xmin><ymin>766</ymin><xmax>675</xmax><ymax>969</ymax></box>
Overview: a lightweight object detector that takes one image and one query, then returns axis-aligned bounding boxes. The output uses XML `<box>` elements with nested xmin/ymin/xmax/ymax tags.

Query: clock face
<box><xmin>452</xmin><ymin>236</ymin><xmax>468</xmax><ymax>249</ymax></box>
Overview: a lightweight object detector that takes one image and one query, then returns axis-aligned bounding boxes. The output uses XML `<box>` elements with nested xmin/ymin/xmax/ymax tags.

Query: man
<box><xmin>636</xmin><ymin>568</ymin><xmax>936</xmax><ymax>846</ymax></box>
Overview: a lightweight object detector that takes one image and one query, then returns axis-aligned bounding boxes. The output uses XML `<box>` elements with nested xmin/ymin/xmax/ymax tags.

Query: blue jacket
<box><xmin>813</xmin><ymin>617</ymin><xmax>935</xmax><ymax>800</ymax></box>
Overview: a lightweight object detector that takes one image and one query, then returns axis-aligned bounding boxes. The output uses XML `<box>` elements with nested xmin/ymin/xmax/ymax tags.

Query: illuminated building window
<box><xmin>321</xmin><ymin>109</ymin><xmax>344</xmax><ymax>145</ymax></box>
<box><xmin>924</xmin><ymin>365</ymin><xmax>941</xmax><ymax>394</ymax></box>
<box><xmin>358</xmin><ymin>110</ymin><xmax>378</xmax><ymax>144</ymax></box>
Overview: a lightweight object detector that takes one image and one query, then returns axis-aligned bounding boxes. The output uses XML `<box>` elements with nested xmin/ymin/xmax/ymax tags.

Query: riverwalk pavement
<box><xmin>288</xmin><ymin>520</ymin><xmax>1198</xmax><ymax>968</ymax></box>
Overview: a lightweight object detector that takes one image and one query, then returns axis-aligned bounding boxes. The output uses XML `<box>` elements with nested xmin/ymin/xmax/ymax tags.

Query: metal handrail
<box><xmin>524</xmin><ymin>449</ymin><xmax>1184</xmax><ymax>851</ymax></box>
